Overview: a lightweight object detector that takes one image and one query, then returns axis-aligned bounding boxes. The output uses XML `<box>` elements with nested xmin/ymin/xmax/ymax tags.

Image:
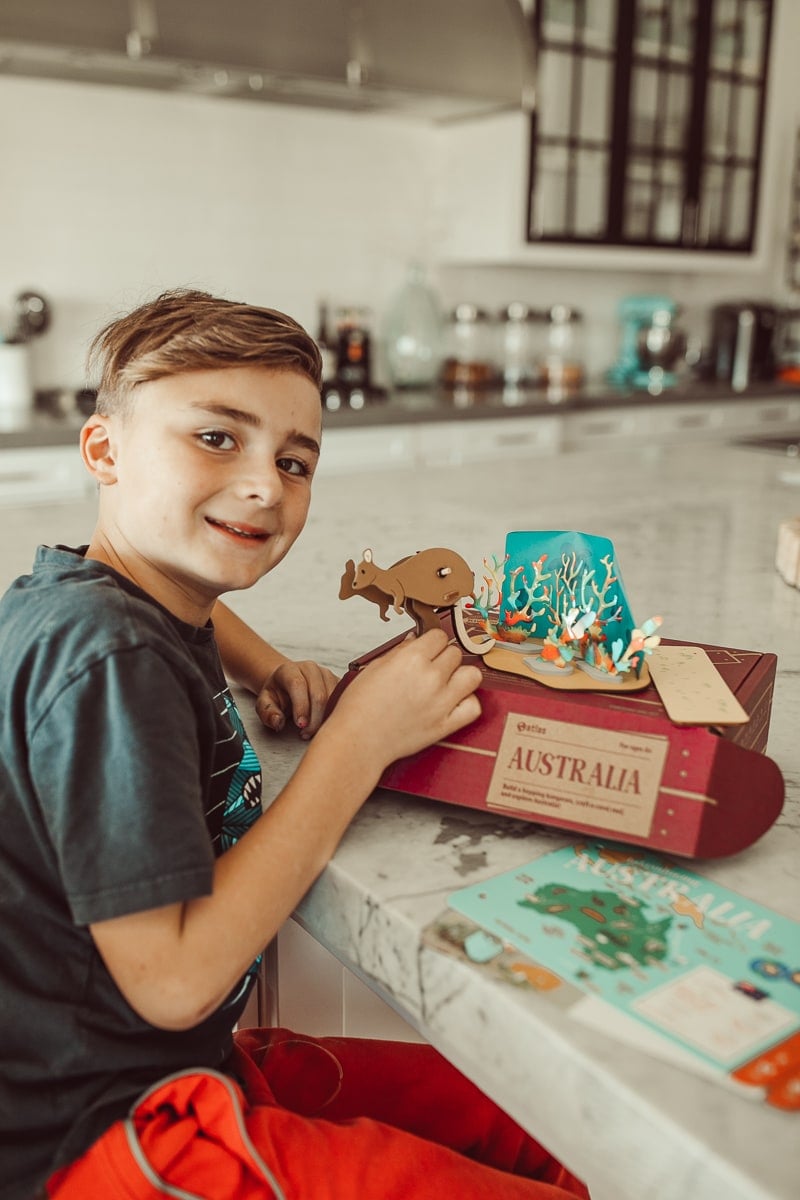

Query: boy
<box><xmin>0</xmin><ymin>290</ymin><xmax>588</xmax><ymax>1199</ymax></box>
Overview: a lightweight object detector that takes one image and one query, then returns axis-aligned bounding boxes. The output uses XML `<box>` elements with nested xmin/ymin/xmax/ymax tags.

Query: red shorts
<box><xmin>47</xmin><ymin>1027</ymin><xmax>590</xmax><ymax>1199</ymax></box>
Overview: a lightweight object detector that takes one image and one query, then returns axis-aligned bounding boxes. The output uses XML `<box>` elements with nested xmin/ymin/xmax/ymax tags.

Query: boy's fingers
<box><xmin>255</xmin><ymin>689</ymin><xmax>286</xmax><ymax>732</ymax></box>
<box><xmin>457</xmin><ymin>663</ymin><xmax>484</xmax><ymax>691</ymax></box>
<box><xmin>447</xmin><ymin>693</ymin><xmax>482</xmax><ymax>731</ymax></box>
<box><xmin>415</xmin><ymin>628</ymin><xmax>451</xmax><ymax>658</ymax></box>
<box><xmin>259</xmin><ymin>663</ymin><xmax>340</xmax><ymax>739</ymax></box>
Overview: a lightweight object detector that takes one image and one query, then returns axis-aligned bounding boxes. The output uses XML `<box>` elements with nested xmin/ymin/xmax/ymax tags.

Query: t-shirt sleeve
<box><xmin>28</xmin><ymin>643</ymin><xmax>216</xmax><ymax>925</ymax></box>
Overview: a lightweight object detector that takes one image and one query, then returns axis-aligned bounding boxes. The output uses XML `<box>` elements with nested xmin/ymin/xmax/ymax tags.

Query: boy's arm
<box><xmin>212</xmin><ymin>599</ymin><xmax>338</xmax><ymax>737</ymax></box>
<box><xmin>89</xmin><ymin>630</ymin><xmax>482</xmax><ymax>1032</ymax></box>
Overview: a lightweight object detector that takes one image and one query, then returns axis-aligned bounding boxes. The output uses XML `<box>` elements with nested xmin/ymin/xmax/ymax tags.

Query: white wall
<box><xmin>0</xmin><ymin>0</ymin><xmax>798</xmax><ymax>388</ymax></box>
<box><xmin>0</xmin><ymin>78</ymin><xmax>440</xmax><ymax>387</ymax></box>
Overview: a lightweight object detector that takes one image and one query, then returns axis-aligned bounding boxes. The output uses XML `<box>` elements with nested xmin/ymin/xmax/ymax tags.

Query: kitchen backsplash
<box><xmin>0</xmin><ymin>73</ymin><xmax>794</xmax><ymax>392</ymax></box>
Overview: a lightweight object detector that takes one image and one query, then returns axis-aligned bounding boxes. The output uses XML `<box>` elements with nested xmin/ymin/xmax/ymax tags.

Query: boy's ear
<box><xmin>80</xmin><ymin>415</ymin><xmax>119</xmax><ymax>485</ymax></box>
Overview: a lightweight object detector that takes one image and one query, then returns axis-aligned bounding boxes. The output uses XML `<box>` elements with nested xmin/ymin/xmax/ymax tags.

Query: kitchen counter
<box><xmin>1</xmin><ymin>380</ymin><xmax>798</xmax><ymax>448</ymax></box>
<box><xmin>0</xmin><ymin>440</ymin><xmax>797</xmax><ymax>1199</ymax></box>
<box><xmin>317</xmin><ymin>378</ymin><xmax>800</xmax><ymax>430</ymax></box>
<box><xmin>224</xmin><ymin>439</ymin><xmax>799</xmax><ymax>1200</ymax></box>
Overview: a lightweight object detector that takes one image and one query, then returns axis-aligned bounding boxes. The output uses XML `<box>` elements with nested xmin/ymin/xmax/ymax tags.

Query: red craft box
<box><xmin>331</xmin><ymin>634</ymin><xmax>783</xmax><ymax>859</ymax></box>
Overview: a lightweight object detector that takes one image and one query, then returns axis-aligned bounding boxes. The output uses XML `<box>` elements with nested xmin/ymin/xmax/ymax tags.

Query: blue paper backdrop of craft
<box><xmin>448</xmin><ymin>842</ymin><xmax>800</xmax><ymax>1074</ymax></box>
<box><xmin>499</xmin><ymin>530</ymin><xmax>635</xmax><ymax>644</ymax></box>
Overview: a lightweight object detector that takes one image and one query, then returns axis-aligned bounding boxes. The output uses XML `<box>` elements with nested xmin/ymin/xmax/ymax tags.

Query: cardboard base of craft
<box><xmin>486</xmin><ymin>643</ymin><xmax>652</xmax><ymax>692</ymax></box>
<box><xmin>332</xmin><ymin>633</ymin><xmax>783</xmax><ymax>859</ymax></box>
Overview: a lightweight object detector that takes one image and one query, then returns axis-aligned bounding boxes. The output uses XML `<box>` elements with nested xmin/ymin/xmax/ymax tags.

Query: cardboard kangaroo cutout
<box><xmin>339</xmin><ymin>548</ymin><xmax>494</xmax><ymax>655</ymax></box>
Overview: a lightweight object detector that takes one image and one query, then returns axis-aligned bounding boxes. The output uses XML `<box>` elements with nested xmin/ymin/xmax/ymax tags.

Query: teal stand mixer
<box><xmin>608</xmin><ymin>295</ymin><xmax>687</xmax><ymax>391</ymax></box>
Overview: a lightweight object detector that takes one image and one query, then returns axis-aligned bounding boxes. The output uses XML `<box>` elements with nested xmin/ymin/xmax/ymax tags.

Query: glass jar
<box><xmin>382</xmin><ymin>262</ymin><xmax>443</xmax><ymax>388</ymax></box>
<box><xmin>498</xmin><ymin>302</ymin><xmax>546</xmax><ymax>390</ymax></box>
<box><xmin>441</xmin><ymin>303</ymin><xmax>498</xmax><ymax>391</ymax></box>
<box><xmin>539</xmin><ymin>304</ymin><xmax>585</xmax><ymax>400</ymax></box>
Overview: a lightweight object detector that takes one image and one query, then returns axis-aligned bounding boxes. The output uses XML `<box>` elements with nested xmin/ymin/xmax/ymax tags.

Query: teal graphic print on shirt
<box><xmin>220</xmin><ymin>691</ymin><xmax>262</xmax><ymax>851</ymax></box>
<box><xmin>214</xmin><ymin>687</ymin><xmax>264</xmax><ymax>1009</ymax></box>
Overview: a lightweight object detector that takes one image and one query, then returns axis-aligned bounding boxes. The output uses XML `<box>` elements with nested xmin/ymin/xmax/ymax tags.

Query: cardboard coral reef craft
<box><xmin>333</xmin><ymin>534</ymin><xmax>784</xmax><ymax>859</ymax></box>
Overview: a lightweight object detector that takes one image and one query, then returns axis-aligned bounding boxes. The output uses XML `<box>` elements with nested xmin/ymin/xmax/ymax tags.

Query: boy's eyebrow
<box><xmin>287</xmin><ymin>432</ymin><xmax>321</xmax><ymax>458</ymax></box>
<box><xmin>190</xmin><ymin>401</ymin><xmax>321</xmax><ymax>457</ymax></box>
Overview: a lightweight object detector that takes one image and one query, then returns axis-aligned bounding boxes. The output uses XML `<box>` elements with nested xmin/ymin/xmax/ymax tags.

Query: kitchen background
<box><xmin>0</xmin><ymin>0</ymin><xmax>799</xmax><ymax>399</ymax></box>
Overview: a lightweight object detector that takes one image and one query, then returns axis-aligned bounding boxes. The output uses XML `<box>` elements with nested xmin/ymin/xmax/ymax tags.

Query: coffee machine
<box><xmin>702</xmin><ymin>301</ymin><xmax>779</xmax><ymax>391</ymax></box>
<box><xmin>608</xmin><ymin>295</ymin><xmax>687</xmax><ymax>391</ymax></box>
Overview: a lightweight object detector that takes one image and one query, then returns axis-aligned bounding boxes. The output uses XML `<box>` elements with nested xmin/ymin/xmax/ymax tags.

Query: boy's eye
<box><xmin>199</xmin><ymin>430</ymin><xmax>236</xmax><ymax>450</ymax></box>
<box><xmin>277</xmin><ymin>456</ymin><xmax>311</xmax><ymax>477</ymax></box>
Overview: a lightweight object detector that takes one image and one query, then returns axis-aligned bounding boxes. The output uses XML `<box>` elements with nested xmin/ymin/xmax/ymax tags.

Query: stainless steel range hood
<box><xmin>0</xmin><ymin>0</ymin><xmax>536</xmax><ymax>121</ymax></box>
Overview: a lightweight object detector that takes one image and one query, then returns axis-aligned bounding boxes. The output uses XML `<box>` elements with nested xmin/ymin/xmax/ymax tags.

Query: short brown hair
<box><xmin>89</xmin><ymin>288</ymin><xmax>322</xmax><ymax>415</ymax></box>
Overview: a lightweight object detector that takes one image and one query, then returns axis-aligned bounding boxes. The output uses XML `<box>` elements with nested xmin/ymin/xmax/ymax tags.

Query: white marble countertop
<box><xmin>229</xmin><ymin>441</ymin><xmax>800</xmax><ymax>1200</ymax></box>
<box><xmin>2</xmin><ymin>440</ymin><xmax>798</xmax><ymax>1200</ymax></box>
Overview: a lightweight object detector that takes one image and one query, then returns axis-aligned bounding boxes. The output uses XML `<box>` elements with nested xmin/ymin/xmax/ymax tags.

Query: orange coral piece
<box><xmin>540</xmin><ymin>642</ymin><xmax>566</xmax><ymax>664</ymax></box>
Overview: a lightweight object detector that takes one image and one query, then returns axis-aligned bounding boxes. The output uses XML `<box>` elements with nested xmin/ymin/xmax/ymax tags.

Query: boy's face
<box><xmin>83</xmin><ymin>365</ymin><xmax>322</xmax><ymax>624</ymax></box>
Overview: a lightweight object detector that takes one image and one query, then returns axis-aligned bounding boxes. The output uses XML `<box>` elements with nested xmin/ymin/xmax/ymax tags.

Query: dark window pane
<box><xmin>664</xmin><ymin>69</ymin><xmax>692</xmax><ymax>150</ymax></box>
<box><xmin>630</xmin><ymin>64</ymin><xmax>660</xmax><ymax>147</ymax></box>
<box><xmin>653</xmin><ymin>159</ymin><xmax>686</xmax><ymax>241</ymax></box>
<box><xmin>583</xmin><ymin>0</ymin><xmax>616</xmax><ymax>47</ymax></box>
<box><xmin>579</xmin><ymin>56</ymin><xmax>613</xmax><ymax>143</ymax></box>
<box><xmin>732</xmin><ymin>82</ymin><xmax>761</xmax><ymax>159</ymax></box>
<box><xmin>711</xmin><ymin>0</ymin><xmax>740</xmax><ymax>71</ymax></box>
<box><xmin>623</xmin><ymin>158</ymin><xmax>655</xmax><ymax>239</ymax></box>
<box><xmin>541</xmin><ymin>0</ymin><xmax>580</xmax><ymax>42</ymax></box>
<box><xmin>573</xmin><ymin>149</ymin><xmax>610</xmax><ymax>237</ymax></box>
<box><xmin>531</xmin><ymin>144</ymin><xmax>572</xmax><ymax>236</ymax></box>
<box><xmin>538</xmin><ymin>49</ymin><xmax>575</xmax><ymax>139</ymax></box>
<box><xmin>697</xmin><ymin>162</ymin><xmax>726</xmax><ymax>243</ymax></box>
<box><xmin>704</xmin><ymin>78</ymin><xmax>733</xmax><ymax>157</ymax></box>
<box><xmin>725</xmin><ymin>166</ymin><xmax>757</xmax><ymax>244</ymax></box>
<box><xmin>740</xmin><ymin>0</ymin><xmax>770</xmax><ymax>79</ymax></box>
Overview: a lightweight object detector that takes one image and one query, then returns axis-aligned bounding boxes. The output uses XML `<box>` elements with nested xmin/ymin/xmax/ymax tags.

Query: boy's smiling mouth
<box><xmin>206</xmin><ymin>518</ymin><xmax>269</xmax><ymax>542</ymax></box>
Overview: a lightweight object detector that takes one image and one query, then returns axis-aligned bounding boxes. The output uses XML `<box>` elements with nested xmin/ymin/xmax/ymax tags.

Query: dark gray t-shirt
<box><xmin>0</xmin><ymin>546</ymin><xmax>264</xmax><ymax>1200</ymax></box>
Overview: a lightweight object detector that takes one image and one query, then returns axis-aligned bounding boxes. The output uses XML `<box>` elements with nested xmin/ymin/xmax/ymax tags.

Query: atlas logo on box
<box><xmin>516</xmin><ymin>719</ymin><xmax>547</xmax><ymax>736</ymax></box>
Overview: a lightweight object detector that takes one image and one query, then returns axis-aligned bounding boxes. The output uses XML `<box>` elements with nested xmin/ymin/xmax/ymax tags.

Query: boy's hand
<box><xmin>330</xmin><ymin>629</ymin><xmax>482</xmax><ymax>770</ymax></box>
<box><xmin>255</xmin><ymin>659</ymin><xmax>340</xmax><ymax>738</ymax></box>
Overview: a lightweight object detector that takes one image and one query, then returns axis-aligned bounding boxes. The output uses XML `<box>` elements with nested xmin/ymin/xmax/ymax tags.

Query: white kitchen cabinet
<box><xmin>564</xmin><ymin>393</ymin><xmax>799</xmax><ymax>451</ymax></box>
<box><xmin>719</xmin><ymin>395</ymin><xmax>800</xmax><ymax>433</ymax></box>
<box><xmin>316</xmin><ymin>424</ymin><xmax>416</xmax><ymax>476</ymax></box>
<box><xmin>318</xmin><ymin>394</ymin><xmax>798</xmax><ymax>471</ymax></box>
<box><xmin>638</xmin><ymin>394</ymin><xmax>800</xmax><ymax>441</ymax></box>
<box><xmin>641</xmin><ymin>402</ymin><xmax>729</xmax><ymax>442</ymax></box>
<box><xmin>563</xmin><ymin>408</ymin><xmax>647</xmax><ymax>450</ymax></box>
<box><xmin>319</xmin><ymin>414</ymin><xmax>562</xmax><ymax>475</ymax></box>
<box><xmin>0</xmin><ymin>445</ymin><xmax>93</xmax><ymax>506</ymax></box>
<box><xmin>415</xmin><ymin>415</ymin><xmax>562</xmax><ymax>466</ymax></box>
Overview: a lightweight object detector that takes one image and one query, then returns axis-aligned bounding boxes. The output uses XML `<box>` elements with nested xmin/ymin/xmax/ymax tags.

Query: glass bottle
<box><xmin>382</xmin><ymin>262</ymin><xmax>443</xmax><ymax>388</ymax></box>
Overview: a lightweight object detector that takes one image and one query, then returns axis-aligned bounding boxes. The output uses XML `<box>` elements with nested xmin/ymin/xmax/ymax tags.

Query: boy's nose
<box><xmin>239</xmin><ymin>460</ymin><xmax>283</xmax><ymax>505</ymax></box>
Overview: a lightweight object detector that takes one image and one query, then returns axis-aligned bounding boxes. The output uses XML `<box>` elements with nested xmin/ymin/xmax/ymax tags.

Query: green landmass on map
<box><xmin>518</xmin><ymin>883</ymin><xmax>672</xmax><ymax>971</ymax></box>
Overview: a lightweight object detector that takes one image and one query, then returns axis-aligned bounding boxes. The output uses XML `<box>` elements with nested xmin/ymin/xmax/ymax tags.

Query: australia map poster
<box><xmin>445</xmin><ymin>841</ymin><xmax>800</xmax><ymax>1105</ymax></box>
